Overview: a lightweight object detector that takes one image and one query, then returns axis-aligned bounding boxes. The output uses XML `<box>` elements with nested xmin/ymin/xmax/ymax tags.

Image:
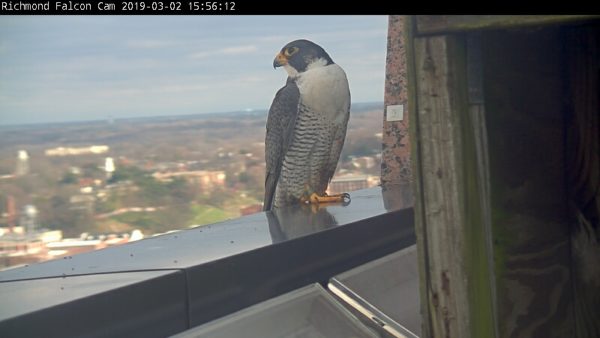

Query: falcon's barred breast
<box><xmin>263</xmin><ymin>39</ymin><xmax>351</xmax><ymax>211</ymax></box>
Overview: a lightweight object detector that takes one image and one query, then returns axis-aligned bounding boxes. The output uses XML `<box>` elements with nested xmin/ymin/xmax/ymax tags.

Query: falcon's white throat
<box><xmin>283</xmin><ymin>64</ymin><xmax>299</xmax><ymax>78</ymax></box>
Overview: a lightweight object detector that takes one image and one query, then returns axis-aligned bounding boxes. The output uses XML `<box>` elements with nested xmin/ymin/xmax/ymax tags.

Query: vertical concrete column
<box><xmin>381</xmin><ymin>16</ymin><xmax>412</xmax><ymax>208</ymax></box>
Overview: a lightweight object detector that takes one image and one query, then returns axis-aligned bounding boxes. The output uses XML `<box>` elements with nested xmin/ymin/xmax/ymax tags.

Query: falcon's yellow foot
<box><xmin>301</xmin><ymin>192</ymin><xmax>351</xmax><ymax>205</ymax></box>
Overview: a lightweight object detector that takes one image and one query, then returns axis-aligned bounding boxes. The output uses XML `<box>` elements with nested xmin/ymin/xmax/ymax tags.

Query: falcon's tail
<box><xmin>263</xmin><ymin>172</ymin><xmax>277</xmax><ymax>211</ymax></box>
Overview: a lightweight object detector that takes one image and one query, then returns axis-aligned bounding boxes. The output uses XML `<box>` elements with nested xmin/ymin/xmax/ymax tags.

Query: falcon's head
<box><xmin>273</xmin><ymin>39</ymin><xmax>334</xmax><ymax>78</ymax></box>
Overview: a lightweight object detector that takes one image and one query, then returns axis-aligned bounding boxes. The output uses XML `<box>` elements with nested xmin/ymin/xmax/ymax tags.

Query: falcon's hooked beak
<box><xmin>273</xmin><ymin>52</ymin><xmax>288</xmax><ymax>69</ymax></box>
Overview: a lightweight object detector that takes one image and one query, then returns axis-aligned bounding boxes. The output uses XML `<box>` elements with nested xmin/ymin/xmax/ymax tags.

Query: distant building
<box><xmin>46</xmin><ymin>230</ymin><xmax>142</xmax><ymax>259</ymax></box>
<box><xmin>69</xmin><ymin>195</ymin><xmax>96</xmax><ymax>211</ymax></box>
<box><xmin>105</xmin><ymin>157</ymin><xmax>115</xmax><ymax>179</ymax></box>
<box><xmin>327</xmin><ymin>174</ymin><xmax>380</xmax><ymax>195</ymax></box>
<box><xmin>19</xmin><ymin>205</ymin><xmax>38</xmax><ymax>234</ymax></box>
<box><xmin>5</xmin><ymin>196</ymin><xmax>16</xmax><ymax>232</ymax></box>
<box><xmin>15</xmin><ymin>150</ymin><xmax>29</xmax><ymax>176</ymax></box>
<box><xmin>46</xmin><ymin>239</ymin><xmax>106</xmax><ymax>257</ymax></box>
<box><xmin>0</xmin><ymin>227</ymin><xmax>63</xmax><ymax>269</ymax></box>
<box><xmin>0</xmin><ymin>236</ymin><xmax>47</xmax><ymax>268</ymax></box>
<box><xmin>150</xmin><ymin>161</ymin><xmax>184</xmax><ymax>172</ymax></box>
<box><xmin>351</xmin><ymin>156</ymin><xmax>376</xmax><ymax>169</ymax></box>
<box><xmin>152</xmin><ymin>170</ymin><xmax>226</xmax><ymax>192</ymax></box>
<box><xmin>1</xmin><ymin>227</ymin><xmax>142</xmax><ymax>269</ymax></box>
<box><xmin>45</xmin><ymin>145</ymin><xmax>109</xmax><ymax>157</ymax></box>
<box><xmin>78</xmin><ymin>177</ymin><xmax>97</xmax><ymax>189</ymax></box>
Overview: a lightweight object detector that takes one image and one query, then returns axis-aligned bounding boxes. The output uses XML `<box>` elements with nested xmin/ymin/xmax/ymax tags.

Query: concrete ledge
<box><xmin>0</xmin><ymin>187</ymin><xmax>415</xmax><ymax>337</ymax></box>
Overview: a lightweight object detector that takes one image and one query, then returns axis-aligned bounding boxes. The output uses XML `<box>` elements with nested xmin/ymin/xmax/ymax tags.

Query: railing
<box><xmin>0</xmin><ymin>187</ymin><xmax>415</xmax><ymax>338</ymax></box>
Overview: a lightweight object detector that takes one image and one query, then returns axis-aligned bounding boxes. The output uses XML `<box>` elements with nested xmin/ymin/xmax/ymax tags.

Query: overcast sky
<box><xmin>0</xmin><ymin>16</ymin><xmax>388</xmax><ymax>125</ymax></box>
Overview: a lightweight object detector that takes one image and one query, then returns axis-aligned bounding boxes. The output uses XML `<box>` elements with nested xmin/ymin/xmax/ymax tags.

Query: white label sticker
<box><xmin>386</xmin><ymin>104</ymin><xmax>404</xmax><ymax>122</ymax></box>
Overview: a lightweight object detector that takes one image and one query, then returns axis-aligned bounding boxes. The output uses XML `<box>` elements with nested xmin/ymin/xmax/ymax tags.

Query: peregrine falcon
<box><xmin>263</xmin><ymin>39</ymin><xmax>351</xmax><ymax>211</ymax></box>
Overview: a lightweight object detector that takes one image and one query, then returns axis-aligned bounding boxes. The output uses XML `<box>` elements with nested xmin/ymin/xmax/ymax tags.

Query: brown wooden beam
<box><xmin>408</xmin><ymin>18</ymin><xmax>497</xmax><ymax>337</ymax></box>
<box><xmin>415</xmin><ymin>15</ymin><xmax>599</xmax><ymax>36</ymax></box>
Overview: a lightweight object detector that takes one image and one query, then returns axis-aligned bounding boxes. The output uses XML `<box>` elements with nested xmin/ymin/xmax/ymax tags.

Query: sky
<box><xmin>0</xmin><ymin>16</ymin><xmax>388</xmax><ymax>125</ymax></box>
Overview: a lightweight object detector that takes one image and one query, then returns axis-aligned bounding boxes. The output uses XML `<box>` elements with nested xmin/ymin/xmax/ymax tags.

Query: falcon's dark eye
<box><xmin>284</xmin><ymin>46</ymin><xmax>299</xmax><ymax>56</ymax></box>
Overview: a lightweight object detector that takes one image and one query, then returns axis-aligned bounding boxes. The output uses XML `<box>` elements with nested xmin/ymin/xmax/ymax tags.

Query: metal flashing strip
<box><xmin>172</xmin><ymin>283</ymin><xmax>378</xmax><ymax>338</ymax></box>
<box><xmin>328</xmin><ymin>246</ymin><xmax>420</xmax><ymax>338</ymax></box>
<box><xmin>329</xmin><ymin>278</ymin><xmax>418</xmax><ymax>338</ymax></box>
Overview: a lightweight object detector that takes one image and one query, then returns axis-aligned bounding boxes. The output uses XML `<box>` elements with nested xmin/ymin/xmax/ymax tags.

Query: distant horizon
<box><xmin>0</xmin><ymin>100</ymin><xmax>384</xmax><ymax>128</ymax></box>
<box><xmin>0</xmin><ymin>16</ymin><xmax>388</xmax><ymax>126</ymax></box>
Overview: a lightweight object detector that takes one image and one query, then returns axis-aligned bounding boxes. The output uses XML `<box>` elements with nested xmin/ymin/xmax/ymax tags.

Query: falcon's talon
<box><xmin>300</xmin><ymin>192</ymin><xmax>351</xmax><ymax>205</ymax></box>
